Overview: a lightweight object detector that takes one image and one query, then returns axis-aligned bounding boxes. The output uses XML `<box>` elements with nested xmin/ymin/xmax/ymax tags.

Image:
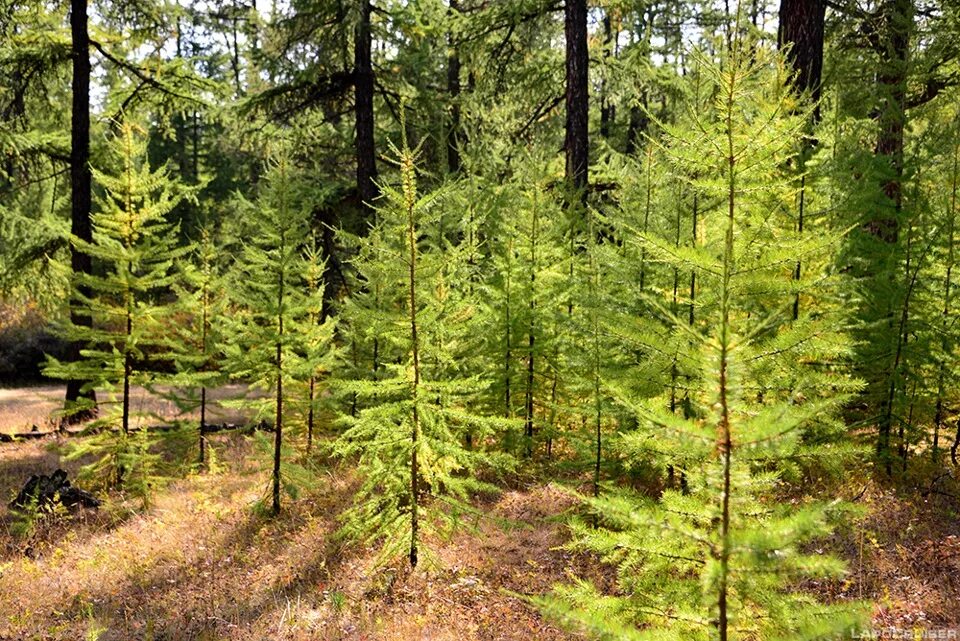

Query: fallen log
<box><xmin>9</xmin><ymin>468</ymin><xmax>101</xmax><ymax>511</ymax></box>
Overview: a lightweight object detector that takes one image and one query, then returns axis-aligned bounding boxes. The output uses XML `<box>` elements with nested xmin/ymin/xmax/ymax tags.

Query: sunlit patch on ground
<box><xmin>0</xmin><ymin>384</ymin><xmax>258</xmax><ymax>434</ymax></box>
<box><xmin>0</xmin><ymin>434</ymin><xmax>594</xmax><ymax>640</ymax></box>
<box><xmin>0</xmin><ymin>430</ymin><xmax>958</xmax><ymax>640</ymax></box>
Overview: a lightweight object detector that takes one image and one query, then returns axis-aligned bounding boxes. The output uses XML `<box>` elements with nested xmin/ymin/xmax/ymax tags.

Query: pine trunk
<box><xmin>65</xmin><ymin>0</ymin><xmax>97</xmax><ymax>424</ymax></box>
<box><xmin>564</xmin><ymin>0</ymin><xmax>588</xmax><ymax>197</ymax></box>
<box><xmin>355</xmin><ymin>0</ymin><xmax>378</xmax><ymax>212</ymax></box>
<box><xmin>872</xmin><ymin>0</ymin><xmax>911</xmax><ymax>244</ymax></box>
<box><xmin>777</xmin><ymin>0</ymin><xmax>826</xmax><ymax>106</ymax></box>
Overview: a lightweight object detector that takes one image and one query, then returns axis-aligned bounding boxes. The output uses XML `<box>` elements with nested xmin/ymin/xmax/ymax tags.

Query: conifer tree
<box><xmin>44</xmin><ymin>120</ymin><xmax>188</xmax><ymax>498</ymax></box>
<box><xmin>297</xmin><ymin>238</ymin><xmax>338</xmax><ymax>456</ymax></box>
<box><xmin>566</xmin><ymin>205</ymin><xmax>620</xmax><ymax>507</ymax></box>
<box><xmin>222</xmin><ymin>148</ymin><xmax>329</xmax><ymax>514</ymax></box>
<box><xmin>166</xmin><ymin>226</ymin><xmax>225</xmax><ymax>467</ymax></box>
<box><xmin>334</xmin><ymin>129</ymin><xmax>507</xmax><ymax>569</ymax></box>
<box><xmin>470</xmin><ymin>179</ymin><xmax>527</xmax><ymax>445</ymax></box>
<box><xmin>941</xmin><ymin>124</ymin><xmax>960</xmax><ymax>465</ymax></box>
<box><xmin>542</xmin><ymin>45</ymin><xmax>867</xmax><ymax>640</ymax></box>
<box><xmin>485</xmin><ymin>170</ymin><xmax>568</xmax><ymax>458</ymax></box>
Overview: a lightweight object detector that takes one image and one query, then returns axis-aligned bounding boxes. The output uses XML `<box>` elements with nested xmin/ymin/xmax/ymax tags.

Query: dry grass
<box><xmin>0</xmin><ymin>434</ymin><xmax>599</xmax><ymax>641</ymax></box>
<box><xmin>0</xmin><ymin>428</ymin><xmax>958</xmax><ymax>639</ymax></box>
<box><xmin>846</xmin><ymin>483</ymin><xmax>960</xmax><ymax>626</ymax></box>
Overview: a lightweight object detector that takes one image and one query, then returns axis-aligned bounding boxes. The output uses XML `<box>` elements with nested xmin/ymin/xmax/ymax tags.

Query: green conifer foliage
<box><xmin>483</xmin><ymin>170</ymin><xmax>569</xmax><ymax>458</ymax></box>
<box><xmin>543</xmin><ymin>46</ymin><xmax>868</xmax><ymax>640</ymax></box>
<box><xmin>222</xmin><ymin>148</ymin><xmax>330</xmax><ymax>514</ymax></box>
<box><xmin>334</xmin><ymin>133</ymin><xmax>506</xmax><ymax>569</ymax></box>
<box><xmin>297</xmin><ymin>238</ymin><xmax>338</xmax><ymax>456</ymax></box>
<box><xmin>44</xmin><ymin>121</ymin><xmax>188</xmax><ymax>498</ymax></box>
<box><xmin>564</xmin><ymin>204</ymin><xmax>624</xmax><ymax>506</ymax></box>
<box><xmin>937</xmin><ymin>114</ymin><xmax>960</xmax><ymax>465</ymax></box>
<box><xmin>167</xmin><ymin>226</ymin><xmax>225</xmax><ymax>467</ymax></box>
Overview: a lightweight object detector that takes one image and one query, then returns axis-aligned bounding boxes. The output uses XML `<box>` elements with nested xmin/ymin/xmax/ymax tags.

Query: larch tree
<box><xmin>334</xmin><ymin>128</ymin><xmax>508</xmax><ymax>568</ymax></box>
<box><xmin>542</xmin><ymin>44</ymin><xmax>867</xmax><ymax>640</ymax></box>
<box><xmin>223</xmin><ymin>147</ymin><xmax>330</xmax><ymax>514</ymax></box>
<box><xmin>167</xmin><ymin>226</ymin><xmax>225</xmax><ymax>467</ymax></box>
<box><xmin>45</xmin><ymin>121</ymin><xmax>188</xmax><ymax>498</ymax></box>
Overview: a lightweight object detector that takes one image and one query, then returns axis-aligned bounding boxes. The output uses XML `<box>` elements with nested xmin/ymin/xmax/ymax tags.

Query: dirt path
<box><xmin>0</xmin><ymin>384</ymin><xmax>257</xmax><ymax>434</ymax></box>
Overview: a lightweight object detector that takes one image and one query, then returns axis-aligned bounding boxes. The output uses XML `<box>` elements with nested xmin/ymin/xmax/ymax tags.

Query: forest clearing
<box><xmin>0</xmin><ymin>427</ymin><xmax>958</xmax><ymax>640</ymax></box>
<box><xmin>3</xmin><ymin>0</ymin><xmax>960</xmax><ymax>638</ymax></box>
<box><xmin>0</xmin><ymin>385</ymin><xmax>254</xmax><ymax>435</ymax></box>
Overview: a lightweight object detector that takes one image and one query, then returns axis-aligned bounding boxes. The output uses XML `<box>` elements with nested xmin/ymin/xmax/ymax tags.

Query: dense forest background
<box><xmin>1</xmin><ymin>0</ymin><xmax>960</xmax><ymax>639</ymax></box>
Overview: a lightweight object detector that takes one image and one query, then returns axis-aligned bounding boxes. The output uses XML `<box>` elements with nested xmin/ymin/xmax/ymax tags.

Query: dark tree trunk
<box><xmin>447</xmin><ymin>0</ymin><xmax>462</xmax><ymax>174</ymax></box>
<box><xmin>872</xmin><ymin>0</ymin><xmax>911</xmax><ymax>241</ymax></box>
<box><xmin>307</xmin><ymin>376</ymin><xmax>315</xmax><ymax>455</ymax></box>
<box><xmin>524</xmin><ymin>210</ymin><xmax>538</xmax><ymax>458</ymax></box>
<box><xmin>406</xmin><ymin>174</ymin><xmax>422</xmax><ymax>569</ymax></box>
<box><xmin>199</xmin><ymin>279</ymin><xmax>209</xmax><ymax>466</ymax></box>
<box><xmin>199</xmin><ymin>386</ymin><xmax>207</xmax><ymax>464</ymax></box>
<box><xmin>564</xmin><ymin>0</ymin><xmax>588</xmax><ymax>197</ymax></box>
<box><xmin>355</xmin><ymin>0</ymin><xmax>378</xmax><ymax>212</ymax></box>
<box><xmin>777</xmin><ymin>0</ymin><xmax>824</xmax><ymax>320</ymax></box>
<box><xmin>65</xmin><ymin>0</ymin><xmax>96</xmax><ymax>424</ymax></box>
<box><xmin>273</xmin><ymin>269</ymin><xmax>285</xmax><ymax>516</ymax></box>
<box><xmin>599</xmin><ymin>11</ymin><xmax>614</xmax><ymax>140</ymax></box>
<box><xmin>871</xmin><ymin>0</ymin><xmax>912</xmax><ymax>471</ymax></box>
<box><xmin>777</xmin><ymin>0</ymin><xmax>826</xmax><ymax>115</ymax></box>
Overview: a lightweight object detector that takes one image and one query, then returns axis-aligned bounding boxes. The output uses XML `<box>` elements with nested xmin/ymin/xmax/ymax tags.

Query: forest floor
<box><xmin>0</xmin><ymin>410</ymin><xmax>958</xmax><ymax>639</ymax></box>
<box><xmin>0</xmin><ymin>433</ymin><xmax>607</xmax><ymax>641</ymax></box>
<box><xmin>0</xmin><ymin>385</ymin><xmax>256</xmax><ymax>435</ymax></box>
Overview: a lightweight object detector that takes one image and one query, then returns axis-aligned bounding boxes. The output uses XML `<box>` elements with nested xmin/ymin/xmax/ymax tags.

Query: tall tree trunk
<box><xmin>122</xmin><ymin>295</ymin><xmax>132</xmax><ymax>437</ymax></box>
<box><xmin>716</xmin><ymin>63</ymin><xmax>740</xmax><ymax>641</ymax></box>
<box><xmin>199</xmin><ymin>278</ymin><xmax>209</xmax><ymax>466</ymax></box>
<box><xmin>777</xmin><ymin>0</ymin><xmax>826</xmax><ymax>108</ymax></box>
<box><xmin>446</xmin><ymin>0</ymin><xmax>462</xmax><ymax>174</ymax></box>
<box><xmin>872</xmin><ymin>0</ymin><xmax>912</xmax><ymax>469</ymax></box>
<box><xmin>65</xmin><ymin>0</ymin><xmax>97</xmax><ymax>424</ymax></box>
<box><xmin>504</xmin><ymin>239</ymin><xmax>513</xmax><ymax>419</ymax></box>
<box><xmin>599</xmin><ymin>10</ymin><xmax>615</xmax><ymax>140</ymax></box>
<box><xmin>564</xmin><ymin>0</ymin><xmax>588</xmax><ymax>197</ymax></box>
<box><xmin>872</xmin><ymin>0</ymin><xmax>912</xmax><ymax>242</ymax></box>
<box><xmin>779</xmin><ymin>0</ymin><xmax>825</xmax><ymax>319</ymax></box>
<box><xmin>355</xmin><ymin>0</ymin><xmax>378</xmax><ymax>212</ymax></box>
<box><xmin>524</xmin><ymin>205</ymin><xmax>538</xmax><ymax>458</ymax></box>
